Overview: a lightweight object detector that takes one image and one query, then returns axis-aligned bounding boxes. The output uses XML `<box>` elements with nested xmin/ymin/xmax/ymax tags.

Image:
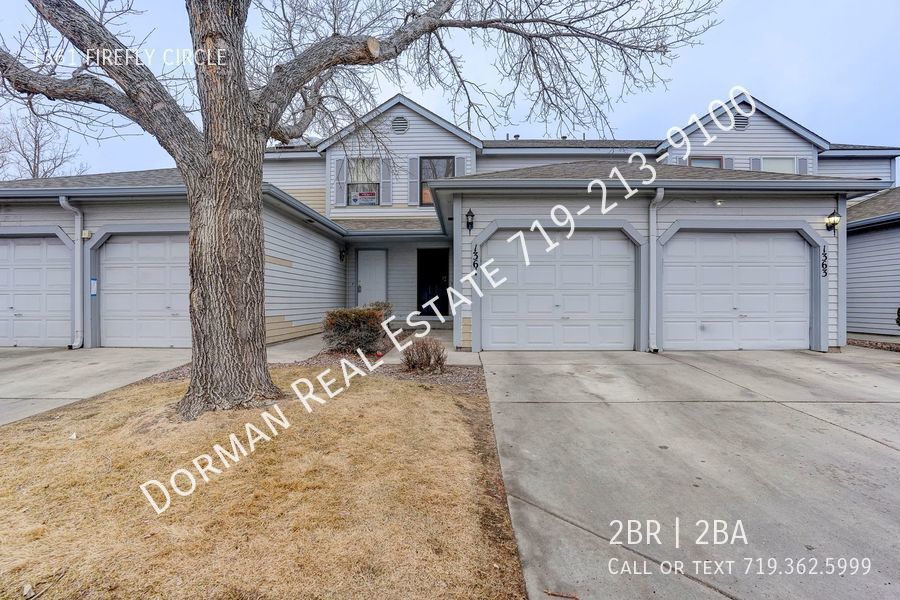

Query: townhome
<box><xmin>1</xmin><ymin>93</ymin><xmax>896</xmax><ymax>352</ymax></box>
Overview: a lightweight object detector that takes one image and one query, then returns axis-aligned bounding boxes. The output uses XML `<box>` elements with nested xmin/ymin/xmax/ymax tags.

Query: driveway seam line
<box><xmin>656</xmin><ymin>353</ymin><xmax>900</xmax><ymax>453</ymax></box>
<box><xmin>507</xmin><ymin>492</ymin><xmax>746</xmax><ymax>600</ymax></box>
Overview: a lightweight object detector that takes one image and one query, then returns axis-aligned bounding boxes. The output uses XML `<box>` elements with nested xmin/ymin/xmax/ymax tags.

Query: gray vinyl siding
<box><xmin>262</xmin><ymin>204</ymin><xmax>345</xmax><ymax>337</ymax></box>
<box><xmin>847</xmin><ymin>225</ymin><xmax>900</xmax><ymax>336</ymax></box>
<box><xmin>0</xmin><ymin>201</ymin><xmax>78</xmax><ymax>238</ymax></box>
<box><xmin>263</xmin><ymin>157</ymin><xmax>328</xmax><ymax>214</ymax></box>
<box><xmin>817</xmin><ymin>158</ymin><xmax>894</xmax><ymax>182</ymax></box>
<box><xmin>668</xmin><ymin>109</ymin><xmax>819</xmax><ymax>173</ymax></box>
<box><xmin>476</xmin><ymin>155</ymin><xmax>602</xmax><ymax>174</ymax></box>
<box><xmin>327</xmin><ymin>104</ymin><xmax>476</xmax><ymax>215</ymax></box>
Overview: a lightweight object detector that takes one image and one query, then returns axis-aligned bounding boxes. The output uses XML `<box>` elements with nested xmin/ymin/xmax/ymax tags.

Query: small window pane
<box><xmin>420</xmin><ymin>157</ymin><xmax>455</xmax><ymax>206</ymax></box>
<box><xmin>690</xmin><ymin>157</ymin><xmax>722</xmax><ymax>169</ymax></box>
<box><xmin>761</xmin><ymin>157</ymin><xmax>796</xmax><ymax>174</ymax></box>
<box><xmin>348</xmin><ymin>158</ymin><xmax>379</xmax><ymax>183</ymax></box>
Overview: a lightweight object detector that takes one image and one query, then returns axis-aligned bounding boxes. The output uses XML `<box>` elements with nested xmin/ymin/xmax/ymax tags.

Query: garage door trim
<box><xmin>657</xmin><ymin>219</ymin><xmax>828</xmax><ymax>352</ymax></box>
<box><xmin>471</xmin><ymin>218</ymin><xmax>648</xmax><ymax>352</ymax></box>
<box><xmin>84</xmin><ymin>223</ymin><xmax>190</xmax><ymax>348</ymax></box>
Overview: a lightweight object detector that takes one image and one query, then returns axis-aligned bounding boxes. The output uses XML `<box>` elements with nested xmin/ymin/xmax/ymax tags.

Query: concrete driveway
<box><xmin>484</xmin><ymin>347</ymin><xmax>900</xmax><ymax>600</ymax></box>
<box><xmin>0</xmin><ymin>347</ymin><xmax>191</xmax><ymax>426</ymax></box>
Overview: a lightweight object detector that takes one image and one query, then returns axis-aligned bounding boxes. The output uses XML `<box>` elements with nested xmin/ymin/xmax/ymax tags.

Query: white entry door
<box><xmin>100</xmin><ymin>234</ymin><xmax>191</xmax><ymax>347</ymax></box>
<box><xmin>357</xmin><ymin>250</ymin><xmax>387</xmax><ymax>306</ymax></box>
<box><xmin>662</xmin><ymin>231</ymin><xmax>810</xmax><ymax>350</ymax></box>
<box><xmin>0</xmin><ymin>237</ymin><xmax>71</xmax><ymax>347</ymax></box>
<box><xmin>481</xmin><ymin>229</ymin><xmax>635</xmax><ymax>350</ymax></box>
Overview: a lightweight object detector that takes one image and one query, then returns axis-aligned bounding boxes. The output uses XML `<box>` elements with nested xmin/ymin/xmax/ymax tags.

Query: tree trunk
<box><xmin>176</xmin><ymin>0</ymin><xmax>281</xmax><ymax>420</ymax></box>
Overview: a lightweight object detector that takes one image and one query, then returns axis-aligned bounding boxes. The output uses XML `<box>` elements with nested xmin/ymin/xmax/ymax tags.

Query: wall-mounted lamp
<box><xmin>714</xmin><ymin>199</ymin><xmax>725</xmax><ymax>207</ymax></box>
<box><xmin>339</xmin><ymin>249</ymin><xmax>346</xmax><ymax>262</ymax></box>
<box><xmin>465</xmin><ymin>209</ymin><xmax>475</xmax><ymax>232</ymax></box>
<box><xmin>825</xmin><ymin>210</ymin><xmax>841</xmax><ymax>231</ymax></box>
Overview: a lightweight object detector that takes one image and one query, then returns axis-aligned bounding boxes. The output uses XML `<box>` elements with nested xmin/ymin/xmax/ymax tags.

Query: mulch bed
<box><xmin>848</xmin><ymin>338</ymin><xmax>900</xmax><ymax>353</ymax></box>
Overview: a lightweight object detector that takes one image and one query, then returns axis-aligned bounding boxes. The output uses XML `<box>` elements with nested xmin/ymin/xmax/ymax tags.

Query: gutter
<box><xmin>648</xmin><ymin>188</ymin><xmax>665</xmax><ymax>352</ymax></box>
<box><xmin>58</xmin><ymin>196</ymin><xmax>84</xmax><ymax>349</ymax></box>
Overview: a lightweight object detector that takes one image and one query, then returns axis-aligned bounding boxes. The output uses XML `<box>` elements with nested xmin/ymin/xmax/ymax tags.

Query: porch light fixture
<box><xmin>465</xmin><ymin>209</ymin><xmax>475</xmax><ymax>232</ymax></box>
<box><xmin>825</xmin><ymin>210</ymin><xmax>841</xmax><ymax>231</ymax></box>
<box><xmin>339</xmin><ymin>249</ymin><xmax>346</xmax><ymax>262</ymax></box>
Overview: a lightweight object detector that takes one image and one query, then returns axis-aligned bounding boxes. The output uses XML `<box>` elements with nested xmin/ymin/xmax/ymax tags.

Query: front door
<box><xmin>357</xmin><ymin>250</ymin><xmax>387</xmax><ymax>306</ymax></box>
<box><xmin>417</xmin><ymin>248</ymin><xmax>450</xmax><ymax>316</ymax></box>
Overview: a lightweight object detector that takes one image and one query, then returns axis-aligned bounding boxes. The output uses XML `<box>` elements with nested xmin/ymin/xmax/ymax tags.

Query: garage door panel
<box><xmin>700</xmin><ymin>265</ymin><xmax>733</xmax><ymax>285</ymax></box>
<box><xmin>663</xmin><ymin>232</ymin><xmax>809</xmax><ymax>350</ymax></box>
<box><xmin>700</xmin><ymin>237</ymin><xmax>735</xmax><ymax>259</ymax></box>
<box><xmin>665</xmin><ymin>265</ymin><xmax>696</xmax><ymax>285</ymax></box>
<box><xmin>481</xmin><ymin>230</ymin><xmax>635</xmax><ymax>350</ymax></box>
<box><xmin>522</xmin><ymin>265</ymin><xmax>556</xmax><ymax>286</ymax></box>
<box><xmin>100</xmin><ymin>234</ymin><xmax>190</xmax><ymax>348</ymax></box>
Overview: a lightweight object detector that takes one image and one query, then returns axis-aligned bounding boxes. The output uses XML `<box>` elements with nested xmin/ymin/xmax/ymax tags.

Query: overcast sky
<box><xmin>3</xmin><ymin>0</ymin><xmax>898</xmax><ymax>174</ymax></box>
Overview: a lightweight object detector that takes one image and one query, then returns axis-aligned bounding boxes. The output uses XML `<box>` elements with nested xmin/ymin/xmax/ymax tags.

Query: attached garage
<box><xmin>0</xmin><ymin>236</ymin><xmax>71</xmax><ymax>347</ymax></box>
<box><xmin>661</xmin><ymin>231</ymin><xmax>810</xmax><ymax>350</ymax></box>
<box><xmin>98</xmin><ymin>234</ymin><xmax>190</xmax><ymax>348</ymax></box>
<box><xmin>480</xmin><ymin>229</ymin><xmax>636</xmax><ymax>350</ymax></box>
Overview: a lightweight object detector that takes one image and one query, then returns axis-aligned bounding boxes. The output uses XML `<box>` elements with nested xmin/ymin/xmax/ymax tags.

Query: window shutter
<box><xmin>723</xmin><ymin>157</ymin><xmax>734</xmax><ymax>170</ymax></box>
<box><xmin>750</xmin><ymin>157</ymin><xmax>762</xmax><ymax>171</ymax></box>
<box><xmin>798</xmin><ymin>158</ymin><xmax>808</xmax><ymax>175</ymax></box>
<box><xmin>334</xmin><ymin>158</ymin><xmax>347</xmax><ymax>206</ymax></box>
<box><xmin>380</xmin><ymin>158</ymin><xmax>393</xmax><ymax>205</ymax></box>
<box><xmin>455</xmin><ymin>155</ymin><xmax>467</xmax><ymax>176</ymax></box>
<box><xmin>408</xmin><ymin>156</ymin><xmax>420</xmax><ymax>206</ymax></box>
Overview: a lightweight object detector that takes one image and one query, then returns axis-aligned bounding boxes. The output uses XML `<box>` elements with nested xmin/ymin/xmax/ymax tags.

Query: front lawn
<box><xmin>0</xmin><ymin>365</ymin><xmax>524</xmax><ymax>599</ymax></box>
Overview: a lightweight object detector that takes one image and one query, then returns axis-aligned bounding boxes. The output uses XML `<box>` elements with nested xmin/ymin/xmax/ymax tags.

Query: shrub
<box><xmin>323</xmin><ymin>307</ymin><xmax>386</xmax><ymax>353</ymax></box>
<box><xmin>402</xmin><ymin>337</ymin><xmax>447</xmax><ymax>373</ymax></box>
<box><xmin>366</xmin><ymin>301</ymin><xmax>393</xmax><ymax>320</ymax></box>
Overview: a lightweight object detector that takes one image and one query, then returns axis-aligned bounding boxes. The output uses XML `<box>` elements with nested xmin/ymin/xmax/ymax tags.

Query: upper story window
<box><xmin>761</xmin><ymin>157</ymin><xmax>796</xmax><ymax>174</ymax></box>
<box><xmin>347</xmin><ymin>158</ymin><xmax>380</xmax><ymax>206</ymax></box>
<box><xmin>689</xmin><ymin>156</ymin><xmax>723</xmax><ymax>169</ymax></box>
<box><xmin>420</xmin><ymin>156</ymin><xmax>455</xmax><ymax>206</ymax></box>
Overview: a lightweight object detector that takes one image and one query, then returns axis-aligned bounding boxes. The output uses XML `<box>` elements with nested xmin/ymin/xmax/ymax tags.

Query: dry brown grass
<box><xmin>0</xmin><ymin>367</ymin><xmax>524</xmax><ymax>599</ymax></box>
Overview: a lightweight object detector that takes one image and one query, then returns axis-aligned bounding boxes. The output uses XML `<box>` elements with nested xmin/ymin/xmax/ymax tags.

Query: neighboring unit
<box><xmin>847</xmin><ymin>188</ymin><xmax>900</xmax><ymax>338</ymax></box>
<box><xmin>1</xmin><ymin>93</ymin><xmax>896</xmax><ymax>351</ymax></box>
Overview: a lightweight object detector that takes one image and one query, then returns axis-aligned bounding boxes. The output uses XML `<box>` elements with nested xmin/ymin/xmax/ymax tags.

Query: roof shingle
<box><xmin>849</xmin><ymin>188</ymin><xmax>900</xmax><ymax>222</ymax></box>
<box><xmin>0</xmin><ymin>168</ymin><xmax>184</xmax><ymax>190</ymax></box>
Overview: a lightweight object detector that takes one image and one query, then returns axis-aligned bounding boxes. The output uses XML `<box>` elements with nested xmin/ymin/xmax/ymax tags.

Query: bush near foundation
<box><xmin>323</xmin><ymin>304</ymin><xmax>390</xmax><ymax>352</ymax></box>
<box><xmin>402</xmin><ymin>337</ymin><xmax>447</xmax><ymax>373</ymax></box>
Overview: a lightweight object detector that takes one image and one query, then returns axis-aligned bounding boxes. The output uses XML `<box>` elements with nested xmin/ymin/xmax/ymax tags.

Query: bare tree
<box><xmin>0</xmin><ymin>0</ymin><xmax>720</xmax><ymax>419</ymax></box>
<box><xmin>1</xmin><ymin>108</ymin><xmax>88</xmax><ymax>178</ymax></box>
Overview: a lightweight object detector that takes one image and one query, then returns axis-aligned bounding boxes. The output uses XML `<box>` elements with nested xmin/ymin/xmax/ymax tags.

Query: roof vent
<box><xmin>513</xmin><ymin>134</ymin><xmax>520</xmax><ymax>140</ymax></box>
<box><xmin>391</xmin><ymin>116</ymin><xmax>409</xmax><ymax>134</ymax></box>
<box><xmin>733</xmin><ymin>114</ymin><xmax>750</xmax><ymax>130</ymax></box>
<box><xmin>561</xmin><ymin>135</ymin><xmax>567</xmax><ymax>140</ymax></box>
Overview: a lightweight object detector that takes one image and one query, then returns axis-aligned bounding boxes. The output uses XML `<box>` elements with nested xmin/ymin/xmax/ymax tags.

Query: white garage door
<box><xmin>662</xmin><ymin>232</ymin><xmax>810</xmax><ymax>350</ymax></box>
<box><xmin>481</xmin><ymin>229</ymin><xmax>635</xmax><ymax>350</ymax></box>
<box><xmin>100</xmin><ymin>234</ymin><xmax>190</xmax><ymax>348</ymax></box>
<box><xmin>0</xmin><ymin>237</ymin><xmax>71</xmax><ymax>347</ymax></box>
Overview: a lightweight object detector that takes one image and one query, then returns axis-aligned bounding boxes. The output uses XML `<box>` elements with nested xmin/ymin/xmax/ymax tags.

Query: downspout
<box><xmin>59</xmin><ymin>196</ymin><xmax>84</xmax><ymax>349</ymax></box>
<box><xmin>648</xmin><ymin>187</ymin><xmax>665</xmax><ymax>352</ymax></box>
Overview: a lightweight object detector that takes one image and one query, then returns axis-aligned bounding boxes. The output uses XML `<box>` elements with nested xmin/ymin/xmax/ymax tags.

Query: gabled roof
<box><xmin>315</xmin><ymin>94</ymin><xmax>483</xmax><ymax>151</ymax></box>
<box><xmin>428</xmin><ymin>159</ymin><xmax>891</xmax><ymax>193</ymax></box>
<box><xmin>482</xmin><ymin>139</ymin><xmax>659</xmax><ymax>149</ymax></box>
<box><xmin>848</xmin><ymin>188</ymin><xmax>900</xmax><ymax>230</ymax></box>
<box><xmin>657</xmin><ymin>92</ymin><xmax>831</xmax><ymax>153</ymax></box>
<box><xmin>0</xmin><ymin>168</ymin><xmax>184</xmax><ymax>189</ymax></box>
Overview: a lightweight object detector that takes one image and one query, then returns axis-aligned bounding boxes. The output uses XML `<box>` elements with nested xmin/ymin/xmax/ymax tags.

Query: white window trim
<box><xmin>346</xmin><ymin>156</ymin><xmax>382</xmax><ymax>207</ymax></box>
<box><xmin>760</xmin><ymin>156</ymin><xmax>798</xmax><ymax>174</ymax></box>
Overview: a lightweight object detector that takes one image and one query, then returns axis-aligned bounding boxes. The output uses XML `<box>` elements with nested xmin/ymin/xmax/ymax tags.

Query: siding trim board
<box><xmin>656</xmin><ymin>219</ymin><xmax>829</xmax><ymax>352</ymax></box>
